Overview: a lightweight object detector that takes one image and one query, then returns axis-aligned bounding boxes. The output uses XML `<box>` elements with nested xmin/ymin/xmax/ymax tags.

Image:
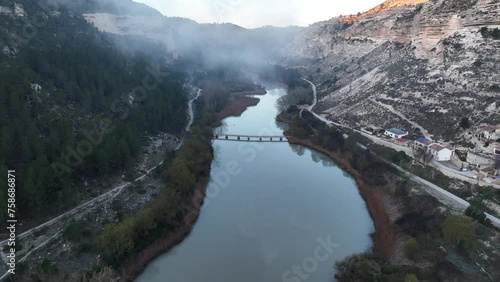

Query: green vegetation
<box><xmin>392</xmin><ymin>151</ymin><xmax>412</xmax><ymax>165</ymax></box>
<box><xmin>459</xmin><ymin>117</ymin><xmax>471</xmax><ymax>129</ymax></box>
<box><xmin>404</xmin><ymin>274</ymin><xmax>419</xmax><ymax>282</ymax></box>
<box><xmin>284</xmin><ymin>110</ymin><xmax>500</xmax><ymax>281</ymax></box>
<box><xmin>259</xmin><ymin>65</ymin><xmax>304</xmax><ymax>88</ymax></box>
<box><xmin>335</xmin><ymin>255</ymin><xmax>382</xmax><ymax>281</ymax></box>
<box><xmin>97</xmin><ymin>136</ymin><xmax>213</xmax><ymax>267</ymax></box>
<box><xmin>63</xmin><ymin>220</ymin><xmax>82</xmax><ymax>242</ymax></box>
<box><xmin>465</xmin><ymin>206</ymin><xmax>493</xmax><ymax>227</ymax></box>
<box><xmin>335</xmin><ymin>254</ymin><xmax>422</xmax><ymax>282</ymax></box>
<box><xmin>443</xmin><ymin>215</ymin><xmax>477</xmax><ymax>248</ymax></box>
<box><xmin>468</xmin><ymin>187</ymin><xmax>500</xmax><ymax>219</ymax></box>
<box><xmin>36</xmin><ymin>258</ymin><xmax>60</xmax><ymax>281</ymax></box>
<box><xmin>276</xmin><ymin>86</ymin><xmax>313</xmax><ymax>112</ymax></box>
<box><xmin>0</xmin><ymin>1</ymin><xmax>187</xmax><ymax>224</ymax></box>
<box><xmin>288</xmin><ymin>115</ymin><xmax>313</xmax><ymax>138</ymax></box>
<box><xmin>480</xmin><ymin>27</ymin><xmax>500</xmax><ymax>40</ymax></box>
<box><xmin>403</xmin><ymin>237</ymin><xmax>419</xmax><ymax>259</ymax></box>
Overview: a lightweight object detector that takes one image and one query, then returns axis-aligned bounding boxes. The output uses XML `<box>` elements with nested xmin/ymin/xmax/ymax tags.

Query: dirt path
<box><xmin>368</xmin><ymin>98</ymin><xmax>432</xmax><ymax>139</ymax></box>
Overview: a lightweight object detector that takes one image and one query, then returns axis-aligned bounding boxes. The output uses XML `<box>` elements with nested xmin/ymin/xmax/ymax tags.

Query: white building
<box><xmin>428</xmin><ymin>144</ymin><xmax>454</xmax><ymax>161</ymax></box>
<box><xmin>384</xmin><ymin>128</ymin><xmax>408</xmax><ymax>139</ymax></box>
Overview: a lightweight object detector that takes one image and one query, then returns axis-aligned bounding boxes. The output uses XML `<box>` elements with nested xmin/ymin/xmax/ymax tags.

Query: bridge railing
<box><xmin>212</xmin><ymin>134</ymin><xmax>288</xmax><ymax>142</ymax></box>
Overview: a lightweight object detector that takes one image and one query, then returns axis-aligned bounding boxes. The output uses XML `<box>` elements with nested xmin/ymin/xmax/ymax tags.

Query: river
<box><xmin>136</xmin><ymin>86</ymin><xmax>374</xmax><ymax>282</ymax></box>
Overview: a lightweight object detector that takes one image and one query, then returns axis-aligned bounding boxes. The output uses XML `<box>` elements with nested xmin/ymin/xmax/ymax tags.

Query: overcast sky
<box><xmin>133</xmin><ymin>0</ymin><xmax>385</xmax><ymax>28</ymax></box>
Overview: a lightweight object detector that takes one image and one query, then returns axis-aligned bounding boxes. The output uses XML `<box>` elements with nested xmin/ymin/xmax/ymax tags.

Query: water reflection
<box><xmin>289</xmin><ymin>143</ymin><xmax>306</xmax><ymax>157</ymax></box>
<box><xmin>136</xmin><ymin>87</ymin><xmax>373</xmax><ymax>282</ymax></box>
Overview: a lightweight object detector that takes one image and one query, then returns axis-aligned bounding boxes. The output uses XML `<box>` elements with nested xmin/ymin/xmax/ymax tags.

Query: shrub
<box><xmin>37</xmin><ymin>258</ymin><xmax>58</xmax><ymax>276</ymax></box>
<box><xmin>443</xmin><ymin>215</ymin><xmax>477</xmax><ymax>248</ymax></box>
<box><xmin>335</xmin><ymin>255</ymin><xmax>382</xmax><ymax>281</ymax></box>
<box><xmin>459</xmin><ymin>117</ymin><xmax>471</xmax><ymax>129</ymax></box>
<box><xmin>63</xmin><ymin>219</ymin><xmax>82</xmax><ymax>242</ymax></box>
<box><xmin>404</xmin><ymin>237</ymin><xmax>420</xmax><ymax>259</ymax></box>
<box><xmin>405</xmin><ymin>274</ymin><xmax>419</xmax><ymax>282</ymax></box>
<box><xmin>489</xmin><ymin>85</ymin><xmax>500</xmax><ymax>92</ymax></box>
<box><xmin>465</xmin><ymin>206</ymin><xmax>492</xmax><ymax>226</ymax></box>
<box><xmin>392</xmin><ymin>151</ymin><xmax>412</xmax><ymax>165</ymax></box>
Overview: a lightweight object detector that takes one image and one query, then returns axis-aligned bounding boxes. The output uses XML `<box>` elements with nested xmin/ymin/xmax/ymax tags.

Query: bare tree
<box><xmin>413</xmin><ymin>146</ymin><xmax>434</xmax><ymax>166</ymax></box>
<box><xmin>276</xmin><ymin>86</ymin><xmax>313</xmax><ymax>113</ymax></box>
<box><xmin>202</xmin><ymin>81</ymin><xmax>230</xmax><ymax>113</ymax></box>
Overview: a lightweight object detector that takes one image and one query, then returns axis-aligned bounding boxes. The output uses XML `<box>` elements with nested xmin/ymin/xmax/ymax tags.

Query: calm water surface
<box><xmin>136</xmin><ymin>87</ymin><xmax>374</xmax><ymax>282</ymax></box>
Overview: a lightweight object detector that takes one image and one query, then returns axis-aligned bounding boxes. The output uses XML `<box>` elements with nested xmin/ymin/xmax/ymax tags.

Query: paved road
<box><xmin>302</xmin><ymin>79</ymin><xmax>500</xmax><ymax>228</ymax></box>
<box><xmin>301</xmin><ymin>78</ymin><xmax>337</xmax><ymax>126</ymax></box>
<box><xmin>302</xmin><ymin>78</ymin><xmax>499</xmax><ymax>189</ymax></box>
<box><xmin>302</xmin><ymin>78</ymin><xmax>318</xmax><ymax>112</ymax></box>
<box><xmin>393</xmin><ymin>164</ymin><xmax>500</xmax><ymax>228</ymax></box>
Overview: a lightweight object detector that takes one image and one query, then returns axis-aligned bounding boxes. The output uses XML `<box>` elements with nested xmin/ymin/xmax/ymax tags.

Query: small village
<box><xmin>362</xmin><ymin>124</ymin><xmax>500</xmax><ymax>187</ymax></box>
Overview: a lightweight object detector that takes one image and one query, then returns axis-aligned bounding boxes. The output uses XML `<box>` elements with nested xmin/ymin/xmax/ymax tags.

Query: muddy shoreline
<box><xmin>286</xmin><ymin>135</ymin><xmax>396</xmax><ymax>257</ymax></box>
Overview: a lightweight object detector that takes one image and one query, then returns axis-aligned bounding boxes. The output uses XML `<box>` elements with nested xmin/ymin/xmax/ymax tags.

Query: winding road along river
<box><xmin>136</xmin><ymin>86</ymin><xmax>374</xmax><ymax>282</ymax></box>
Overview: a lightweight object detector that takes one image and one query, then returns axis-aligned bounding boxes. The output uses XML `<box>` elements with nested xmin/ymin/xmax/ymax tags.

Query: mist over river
<box><xmin>136</xmin><ymin>86</ymin><xmax>374</xmax><ymax>282</ymax></box>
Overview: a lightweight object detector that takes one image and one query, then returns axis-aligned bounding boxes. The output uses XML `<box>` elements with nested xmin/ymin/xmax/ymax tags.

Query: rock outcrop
<box><xmin>281</xmin><ymin>0</ymin><xmax>500</xmax><ymax>141</ymax></box>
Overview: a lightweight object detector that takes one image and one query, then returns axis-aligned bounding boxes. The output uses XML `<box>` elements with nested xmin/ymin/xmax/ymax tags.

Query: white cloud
<box><xmin>133</xmin><ymin>0</ymin><xmax>385</xmax><ymax>28</ymax></box>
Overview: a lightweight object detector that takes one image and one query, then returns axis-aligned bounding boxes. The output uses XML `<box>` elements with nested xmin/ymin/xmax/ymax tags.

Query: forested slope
<box><xmin>0</xmin><ymin>0</ymin><xmax>187</xmax><ymax>224</ymax></box>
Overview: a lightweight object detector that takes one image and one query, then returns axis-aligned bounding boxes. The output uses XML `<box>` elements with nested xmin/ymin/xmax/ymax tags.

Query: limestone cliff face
<box><xmin>280</xmin><ymin>0</ymin><xmax>500</xmax><ymax>141</ymax></box>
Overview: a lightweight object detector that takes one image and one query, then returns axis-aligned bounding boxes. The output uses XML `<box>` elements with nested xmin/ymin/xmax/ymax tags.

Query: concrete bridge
<box><xmin>212</xmin><ymin>134</ymin><xmax>288</xmax><ymax>142</ymax></box>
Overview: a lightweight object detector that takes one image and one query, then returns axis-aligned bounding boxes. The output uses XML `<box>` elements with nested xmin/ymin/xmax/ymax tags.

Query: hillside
<box><xmin>0</xmin><ymin>0</ymin><xmax>187</xmax><ymax>224</ymax></box>
<box><xmin>280</xmin><ymin>0</ymin><xmax>500</xmax><ymax>141</ymax></box>
<box><xmin>78</xmin><ymin>0</ymin><xmax>303</xmax><ymax>68</ymax></box>
<box><xmin>339</xmin><ymin>0</ymin><xmax>430</xmax><ymax>23</ymax></box>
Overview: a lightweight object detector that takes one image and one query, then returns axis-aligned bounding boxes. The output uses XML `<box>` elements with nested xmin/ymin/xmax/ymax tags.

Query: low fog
<box><xmin>57</xmin><ymin>0</ymin><xmax>304</xmax><ymax>74</ymax></box>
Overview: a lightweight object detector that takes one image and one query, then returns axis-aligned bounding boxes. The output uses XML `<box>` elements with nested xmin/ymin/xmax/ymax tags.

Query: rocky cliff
<box><xmin>281</xmin><ymin>0</ymin><xmax>500</xmax><ymax>141</ymax></box>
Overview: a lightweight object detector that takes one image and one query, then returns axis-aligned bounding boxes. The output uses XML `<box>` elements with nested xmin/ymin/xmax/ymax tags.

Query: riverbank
<box><xmin>119</xmin><ymin>175</ymin><xmax>211</xmax><ymax>281</ymax></box>
<box><xmin>285</xmin><ymin>122</ymin><xmax>500</xmax><ymax>281</ymax></box>
<box><xmin>117</xmin><ymin>88</ymin><xmax>264</xmax><ymax>280</ymax></box>
<box><xmin>286</xmin><ymin>135</ymin><xmax>396</xmax><ymax>257</ymax></box>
